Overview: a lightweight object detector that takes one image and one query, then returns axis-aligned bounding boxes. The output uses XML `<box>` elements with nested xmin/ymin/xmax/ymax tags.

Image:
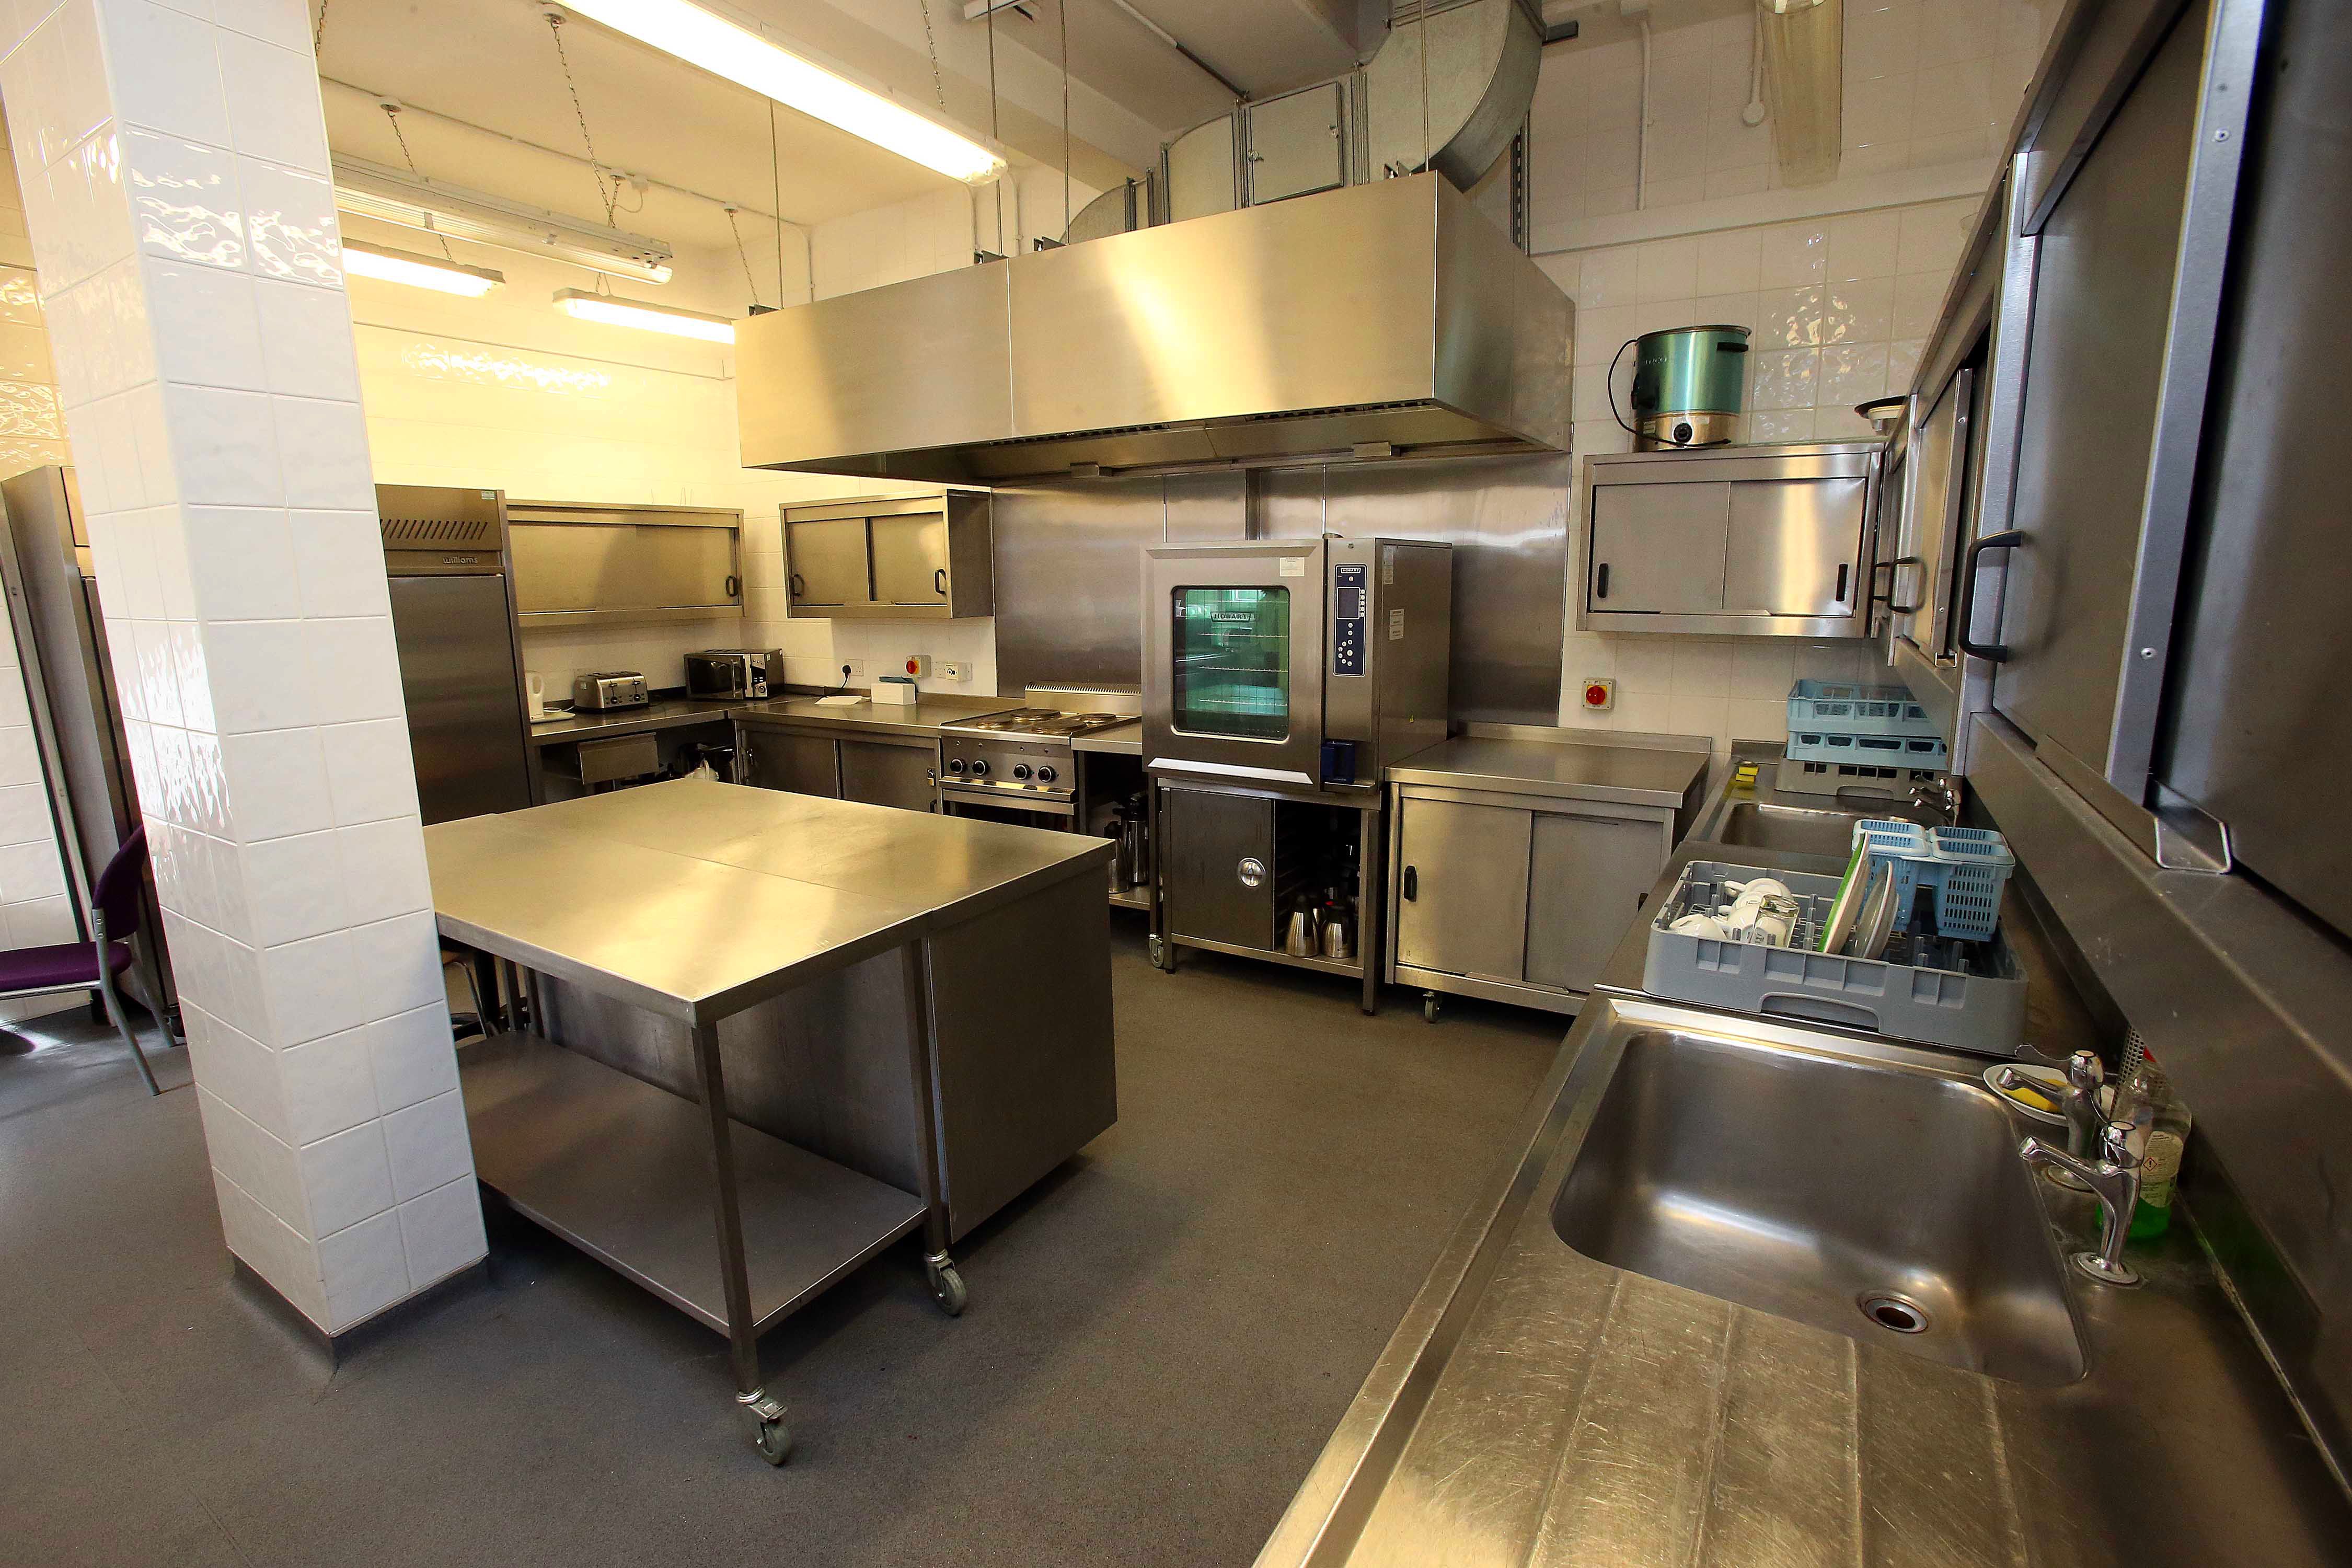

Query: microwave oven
<box><xmin>685</xmin><ymin>649</ymin><xmax>784</xmax><ymax>699</ymax></box>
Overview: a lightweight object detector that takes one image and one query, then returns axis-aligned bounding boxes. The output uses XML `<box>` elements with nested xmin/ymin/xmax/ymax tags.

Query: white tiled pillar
<box><xmin>1</xmin><ymin>0</ymin><xmax>485</xmax><ymax>1333</ymax></box>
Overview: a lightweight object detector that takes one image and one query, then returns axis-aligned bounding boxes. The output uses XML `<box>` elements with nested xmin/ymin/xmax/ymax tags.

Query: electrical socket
<box><xmin>937</xmin><ymin>661</ymin><xmax>971</xmax><ymax>682</ymax></box>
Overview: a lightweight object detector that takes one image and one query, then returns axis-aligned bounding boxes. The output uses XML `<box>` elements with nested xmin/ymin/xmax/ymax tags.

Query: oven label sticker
<box><xmin>1279</xmin><ymin>557</ymin><xmax>1306</xmax><ymax>578</ymax></box>
<box><xmin>1382</xmin><ymin>548</ymin><xmax>1395</xmax><ymax>585</ymax></box>
<box><xmin>1389</xmin><ymin>608</ymin><xmax>1405</xmax><ymax>641</ymax></box>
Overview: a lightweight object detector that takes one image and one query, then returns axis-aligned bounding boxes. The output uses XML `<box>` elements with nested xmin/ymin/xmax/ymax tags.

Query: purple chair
<box><xmin>0</xmin><ymin>825</ymin><xmax>160</xmax><ymax>1095</ymax></box>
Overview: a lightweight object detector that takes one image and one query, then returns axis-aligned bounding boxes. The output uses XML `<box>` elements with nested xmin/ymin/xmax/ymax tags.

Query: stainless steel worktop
<box><xmin>1258</xmin><ymin>827</ymin><xmax>2352</xmax><ymax>1566</ymax></box>
<box><xmin>424</xmin><ymin>777</ymin><xmax>1108</xmax><ymax>1022</ymax></box>
<box><xmin>529</xmin><ymin>690</ymin><xmax>1016</xmax><ymax>745</ymax></box>
<box><xmin>1384</xmin><ymin>732</ymin><xmax>1711</xmax><ymax>809</ymax></box>
<box><xmin>1071</xmin><ymin>720</ymin><xmax>1141</xmax><ymax>756</ymax></box>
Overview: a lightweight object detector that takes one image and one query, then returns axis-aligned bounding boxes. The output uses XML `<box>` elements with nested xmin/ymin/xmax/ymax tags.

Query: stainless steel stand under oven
<box><xmin>1142</xmin><ymin>537</ymin><xmax>1452</xmax><ymax>1011</ymax></box>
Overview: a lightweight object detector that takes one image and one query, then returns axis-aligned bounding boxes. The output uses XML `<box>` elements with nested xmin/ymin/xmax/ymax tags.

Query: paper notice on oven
<box><xmin>1389</xmin><ymin>608</ymin><xmax>1405</xmax><ymax>640</ymax></box>
<box><xmin>1279</xmin><ymin>557</ymin><xmax>1305</xmax><ymax>577</ymax></box>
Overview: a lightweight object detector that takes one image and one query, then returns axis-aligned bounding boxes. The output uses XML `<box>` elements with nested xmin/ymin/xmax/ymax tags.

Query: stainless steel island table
<box><xmin>425</xmin><ymin>778</ymin><xmax>1116</xmax><ymax>1465</ymax></box>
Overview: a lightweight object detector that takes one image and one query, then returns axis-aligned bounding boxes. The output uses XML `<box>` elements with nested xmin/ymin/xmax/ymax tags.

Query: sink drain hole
<box><xmin>1859</xmin><ymin>1293</ymin><xmax>1930</xmax><ymax>1334</ymax></box>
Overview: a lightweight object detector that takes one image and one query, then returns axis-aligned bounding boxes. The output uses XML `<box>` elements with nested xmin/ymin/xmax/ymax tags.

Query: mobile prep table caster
<box><xmin>1423</xmin><ymin>991</ymin><xmax>1442</xmax><ymax>1023</ymax></box>
<box><xmin>1148</xmin><ymin>935</ymin><xmax>1171</xmax><ymax>971</ymax></box>
<box><xmin>926</xmin><ymin>1251</ymin><xmax>968</xmax><ymax>1316</ymax></box>
<box><xmin>740</xmin><ymin>1390</ymin><xmax>793</xmax><ymax>1466</ymax></box>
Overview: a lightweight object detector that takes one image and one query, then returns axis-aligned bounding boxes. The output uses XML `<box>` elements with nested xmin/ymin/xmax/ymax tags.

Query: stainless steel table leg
<box><xmin>688</xmin><ymin>1018</ymin><xmax>792</xmax><ymax>1465</ymax></box>
<box><xmin>526</xmin><ymin>968</ymin><xmax>548</xmax><ymax>1038</ymax></box>
<box><xmin>901</xmin><ymin>942</ymin><xmax>966</xmax><ymax>1316</ymax></box>
<box><xmin>1147</xmin><ymin>782</ymin><xmax>1173</xmax><ymax>973</ymax></box>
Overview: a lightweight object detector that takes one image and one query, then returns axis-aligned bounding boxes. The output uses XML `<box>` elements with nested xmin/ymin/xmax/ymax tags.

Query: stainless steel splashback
<box><xmin>736</xmin><ymin>176</ymin><xmax>1571</xmax><ymax>485</ymax></box>
<box><xmin>990</xmin><ymin>453</ymin><xmax>1565</xmax><ymax>725</ymax></box>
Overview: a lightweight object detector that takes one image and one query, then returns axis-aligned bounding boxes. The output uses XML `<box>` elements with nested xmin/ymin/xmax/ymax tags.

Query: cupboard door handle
<box><xmin>935</xmin><ymin>568</ymin><xmax>947</xmax><ymax>597</ymax></box>
<box><xmin>1868</xmin><ymin>559</ymin><xmax>1896</xmax><ymax>603</ymax></box>
<box><xmin>789</xmin><ymin>573</ymin><xmax>805</xmax><ymax>597</ymax></box>
<box><xmin>1887</xmin><ymin>556</ymin><xmax>1924</xmax><ymax>614</ymax></box>
<box><xmin>1402</xmin><ymin>866</ymin><xmax>1418</xmax><ymax>901</ymax></box>
<box><xmin>1596</xmin><ymin>563</ymin><xmax>1610</xmax><ymax>600</ymax></box>
<box><xmin>1835</xmin><ymin>563</ymin><xmax>1849</xmax><ymax>603</ymax></box>
<box><xmin>1956</xmin><ymin>529</ymin><xmax>2026</xmax><ymax>662</ymax></box>
<box><xmin>725</xmin><ymin>574</ymin><xmax>741</xmax><ymax>598</ymax></box>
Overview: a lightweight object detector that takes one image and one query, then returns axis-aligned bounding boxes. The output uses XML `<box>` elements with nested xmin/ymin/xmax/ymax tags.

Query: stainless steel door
<box><xmin>839</xmin><ymin>739</ymin><xmax>939</xmax><ymax>811</ymax></box>
<box><xmin>1145</xmin><ymin>540</ymin><xmax>1327</xmax><ymax>789</ymax></box>
<box><xmin>387</xmin><ymin>575</ymin><xmax>534</xmax><ymax>824</ymax></box>
<box><xmin>740</xmin><ymin>728</ymin><xmax>839</xmax><ymax>796</ymax></box>
<box><xmin>1395</xmin><ymin>798</ymin><xmax>1530</xmax><ymax>982</ymax></box>
<box><xmin>1993</xmin><ymin>2</ymin><xmax>2203</xmax><ymax>785</ymax></box>
<box><xmin>1722</xmin><ymin>477</ymin><xmax>1864</xmax><ymax>618</ymax></box>
<box><xmin>869</xmin><ymin>513</ymin><xmax>950</xmax><ymax>608</ymax></box>
<box><xmin>1897</xmin><ymin>368</ymin><xmax>1974</xmax><ymax>658</ymax></box>
<box><xmin>1524</xmin><ymin>810</ymin><xmax>1662</xmax><ymax>993</ymax></box>
<box><xmin>785</xmin><ymin>517</ymin><xmax>871</xmax><ymax>608</ymax></box>
<box><xmin>1166</xmin><ymin>116</ymin><xmax>1238</xmax><ymax>221</ymax></box>
<box><xmin>1162</xmin><ymin>787</ymin><xmax>1276</xmax><ymax>950</ymax></box>
<box><xmin>1587</xmin><ymin>481</ymin><xmax>1729</xmax><ymax>614</ymax></box>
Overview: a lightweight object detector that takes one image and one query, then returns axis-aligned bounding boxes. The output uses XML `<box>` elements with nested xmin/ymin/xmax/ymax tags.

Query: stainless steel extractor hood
<box><xmin>735</xmin><ymin>174</ymin><xmax>1573</xmax><ymax>484</ymax></box>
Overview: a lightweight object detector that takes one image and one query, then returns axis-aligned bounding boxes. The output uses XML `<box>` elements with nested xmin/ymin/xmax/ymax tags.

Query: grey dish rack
<box><xmin>1642</xmin><ymin>859</ymin><xmax>2026</xmax><ymax>1055</ymax></box>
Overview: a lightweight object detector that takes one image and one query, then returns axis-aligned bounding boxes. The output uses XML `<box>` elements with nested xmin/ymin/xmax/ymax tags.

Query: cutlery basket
<box><xmin>1642</xmin><ymin>859</ymin><xmax>2028</xmax><ymax>1055</ymax></box>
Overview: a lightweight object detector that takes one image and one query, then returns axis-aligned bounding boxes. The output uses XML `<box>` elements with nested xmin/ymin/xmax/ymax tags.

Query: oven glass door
<box><xmin>1171</xmin><ymin>587</ymin><xmax>1292</xmax><ymax>741</ymax></box>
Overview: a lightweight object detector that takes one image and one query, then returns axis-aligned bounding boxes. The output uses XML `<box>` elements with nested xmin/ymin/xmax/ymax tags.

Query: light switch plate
<box><xmin>1581</xmin><ymin>676</ymin><xmax>1616</xmax><ymax>712</ymax></box>
<box><xmin>937</xmin><ymin>661</ymin><xmax>971</xmax><ymax>682</ymax></box>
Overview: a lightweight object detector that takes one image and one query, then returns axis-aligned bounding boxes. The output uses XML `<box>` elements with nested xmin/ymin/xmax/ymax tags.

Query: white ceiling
<box><xmin>310</xmin><ymin>0</ymin><xmax>1385</xmax><ymax>257</ymax></box>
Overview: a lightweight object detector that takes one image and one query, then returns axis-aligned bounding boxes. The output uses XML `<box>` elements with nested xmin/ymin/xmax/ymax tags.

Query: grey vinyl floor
<box><xmin>0</xmin><ymin>924</ymin><xmax>1560</xmax><ymax>1568</ymax></box>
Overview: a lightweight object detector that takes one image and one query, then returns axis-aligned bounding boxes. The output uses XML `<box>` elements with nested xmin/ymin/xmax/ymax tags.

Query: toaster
<box><xmin>573</xmin><ymin>671</ymin><xmax>649</xmax><ymax>710</ymax></box>
<box><xmin>684</xmin><ymin>649</ymin><xmax>784</xmax><ymax>700</ymax></box>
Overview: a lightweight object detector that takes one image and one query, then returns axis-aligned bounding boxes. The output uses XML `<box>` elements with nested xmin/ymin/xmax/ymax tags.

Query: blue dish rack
<box><xmin>1785</xmin><ymin>679</ymin><xmax>1950</xmax><ymax>769</ymax></box>
<box><xmin>1851</xmin><ymin>820</ymin><xmax>2016</xmax><ymax>941</ymax></box>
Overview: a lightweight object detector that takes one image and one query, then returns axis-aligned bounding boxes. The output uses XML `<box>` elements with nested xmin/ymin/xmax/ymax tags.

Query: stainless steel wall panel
<box><xmin>735</xmin><ymin>261</ymin><xmax>1012</xmax><ymax>468</ymax></box>
<box><xmin>1166</xmin><ymin>115</ymin><xmax>1239</xmax><ymax>222</ymax></box>
<box><xmin>1008</xmin><ymin>181</ymin><xmax>1439</xmax><ymax>440</ymax></box>
<box><xmin>990</xmin><ymin>478</ymin><xmax>1172</xmax><ymax>697</ymax></box>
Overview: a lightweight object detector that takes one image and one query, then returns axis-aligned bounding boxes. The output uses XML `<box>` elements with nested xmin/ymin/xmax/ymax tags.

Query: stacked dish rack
<box><xmin>1784</xmin><ymin>679</ymin><xmax>1949</xmax><ymax>770</ymax></box>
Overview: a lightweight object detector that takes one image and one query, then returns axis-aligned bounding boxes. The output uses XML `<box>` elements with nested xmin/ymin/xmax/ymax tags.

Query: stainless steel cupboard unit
<box><xmin>0</xmin><ymin>466</ymin><xmax>176</xmax><ymax>1031</ymax></box>
<box><xmin>1385</xmin><ymin>729</ymin><xmax>1709</xmax><ymax>1020</ymax></box>
<box><xmin>505</xmin><ymin>501</ymin><xmax>744</xmax><ymax>630</ymax></box>
<box><xmin>735</xmin><ymin>716</ymin><xmax>941</xmax><ymax>812</ymax></box>
<box><xmin>782</xmin><ymin>493</ymin><xmax>993</xmax><ymax>620</ymax></box>
<box><xmin>1578</xmin><ymin>443</ymin><xmax>1881</xmax><ymax>637</ymax></box>
<box><xmin>375</xmin><ymin>486</ymin><xmax>537</xmax><ymax>824</ymax></box>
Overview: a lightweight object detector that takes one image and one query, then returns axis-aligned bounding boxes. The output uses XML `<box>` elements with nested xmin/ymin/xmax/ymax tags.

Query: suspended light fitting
<box><xmin>342</xmin><ymin>238</ymin><xmax>508</xmax><ymax>296</ymax></box>
<box><xmin>554</xmin><ymin>0</ymin><xmax>1008</xmax><ymax>184</ymax></box>
<box><xmin>331</xmin><ymin>155</ymin><xmax>677</xmax><ymax>284</ymax></box>
<box><xmin>551</xmin><ymin>287</ymin><xmax>735</xmax><ymax>343</ymax></box>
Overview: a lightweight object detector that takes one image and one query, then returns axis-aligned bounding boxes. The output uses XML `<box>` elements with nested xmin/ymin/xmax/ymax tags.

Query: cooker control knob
<box><xmin>1011</xmin><ymin>764</ymin><xmax>1032</xmax><ymax>780</ymax></box>
<box><xmin>969</xmin><ymin>759</ymin><xmax>989</xmax><ymax>777</ymax></box>
<box><xmin>945</xmin><ymin>758</ymin><xmax>966</xmax><ymax>775</ymax></box>
<box><xmin>1035</xmin><ymin>765</ymin><xmax>1057</xmax><ymax>783</ymax></box>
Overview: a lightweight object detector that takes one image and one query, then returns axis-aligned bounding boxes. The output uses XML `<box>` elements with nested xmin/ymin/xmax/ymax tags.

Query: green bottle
<box><xmin>2118</xmin><ymin>1054</ymin><xmax>2191</xmax><ymax>1239</ymax></box>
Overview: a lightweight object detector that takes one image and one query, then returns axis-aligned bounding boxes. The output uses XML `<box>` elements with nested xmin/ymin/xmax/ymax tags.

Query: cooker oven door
<box><xmin>1144</xmin><ymin>540</ymin><xmax>1327</xmax><ymax>789</ymax></box>
<box><xmin>938</xmin><ymin>782</ymin><xmax>1077</xmax><ymax>826</ymax></box>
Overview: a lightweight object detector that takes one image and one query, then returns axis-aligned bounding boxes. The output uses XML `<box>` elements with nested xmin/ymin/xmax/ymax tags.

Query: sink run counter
<box><xmin>426</xmin><ymin>778</ymin><xmax>1116</xmax><ymax>1463</ymax></box>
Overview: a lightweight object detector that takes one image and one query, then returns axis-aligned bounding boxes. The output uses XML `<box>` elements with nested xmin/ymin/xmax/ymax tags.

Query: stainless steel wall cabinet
<box><xmin>1143</xmin><ymin>537</ymin><xmax>1451</xmax><ymax>799</ymax></box>
<box><xmin>735</xmin><ymin>176</ymin><xmax>1571</xmax><ymax>484</ymax></box>
<box><xmin>505</xmin><ymin>501</ymin><xmax>743</xmax><ymax>630</ymax></box>
<box><xmin>376</xmin><ymin>485</ymin><xmax>538</xmax><ymax>824</ymax></box>
<box><xmin>1578</xmin><ymin>443</ymin><xmax>1881</xmax><ymax>637</ymax></box>
<box><xmin>781</xmin><ymin>493</ymin><xmax>993</xmax><ymax>621</ymax></box>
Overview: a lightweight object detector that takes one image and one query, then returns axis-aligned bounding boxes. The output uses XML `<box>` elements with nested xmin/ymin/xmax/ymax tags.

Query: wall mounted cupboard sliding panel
<box><xmin>782</xmin><ymin>494</ymin><xmax>993</xmax><ymax>620</ymax></box>
<box><xmin>507</xmin><ymin>502</ymin><xmax>744</xmax><ymax>630</ymax></box>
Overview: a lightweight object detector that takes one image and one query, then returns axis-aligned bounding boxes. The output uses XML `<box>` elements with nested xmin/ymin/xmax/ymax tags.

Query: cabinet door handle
<box><xmin>1595</xmin><ymin>563</ymin><xmax>1611</xmax><ymax>600</ymax></box>
<box><xmin>935</xmin><ymin>567</ymin><xmax>947</xmax><ymax>597</ymax></box>
<box><xmin>789</xmin><ymin>572</ymin><xmax>805</xmax><ymax>597</ymax></box>
<box><xmin>1886</xmin><ymin>556</ymin><xmax>1924</xmax><ymax>614</ymax></box>
<box><xmin>1402</xmin><ymin>866</ymin><xmax>1418</xmax><ymax>901</ymax></box>
<box><xmin>1956</xmin><ymin>530</ymin><xmax>2026</xmax><ymax>662</ymax></box>
<box><xmin>1835</xmin><ymin>563</ymin><xmax>1850</xmax><ymax>603</ymax></box>
<box><xmin>1867</xmin><ymin>559</ymin><xmax>1896</xmax><ymax>603</ymax></box>
<box><xmin>724</xmin><ymin>574</ymin><xmax>741</xmax><ymax>598</ymax></box>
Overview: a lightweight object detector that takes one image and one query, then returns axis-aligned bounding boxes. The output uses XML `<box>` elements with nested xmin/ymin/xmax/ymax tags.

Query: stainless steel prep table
<box><xmin>425</xmin><ymin>778</ymin><xmax>1116</xmax><ymax>1464</ymax></box>
<box><xmin>1383</xmin><ymin>727</ymin><xmax>1710</xmax><ymax>1019</ymax></box>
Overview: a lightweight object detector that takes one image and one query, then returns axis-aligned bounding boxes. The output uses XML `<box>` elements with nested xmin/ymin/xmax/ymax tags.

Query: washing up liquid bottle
<box><xmin>2117</xmin><ymin>1053</ymin><xmax>2191</xmax><ymax>1239</ymax></box>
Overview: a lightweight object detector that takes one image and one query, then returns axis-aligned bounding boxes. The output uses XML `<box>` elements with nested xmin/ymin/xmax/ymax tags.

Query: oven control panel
<box><xmin>1332</xmin><ymin>562</ymin><xmax>1368</xmax><ymax>676</ymax></box>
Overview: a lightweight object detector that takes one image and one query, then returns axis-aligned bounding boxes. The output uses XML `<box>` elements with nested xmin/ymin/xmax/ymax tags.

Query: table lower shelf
<box><xmin>458</xmin><ymin>1032</ymin><xmax>927</xmax><ymax>1336</ymax></box>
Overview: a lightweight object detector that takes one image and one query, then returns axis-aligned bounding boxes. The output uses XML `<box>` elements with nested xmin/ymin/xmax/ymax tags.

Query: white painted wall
<box><xmin>1529</xmin><ymin>0</ymin><xmax>2058</xmax><ymax>758</ymax></box>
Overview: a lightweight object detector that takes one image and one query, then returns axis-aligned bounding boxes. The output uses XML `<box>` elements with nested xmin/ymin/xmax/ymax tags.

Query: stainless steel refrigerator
<box><xmin>375</xmin><ymin>485</ymin><xmax>537</xmax><ymax>823</ymax></box>
<box><xmin>0</xmin><ymin>465</ymin><xmax>177</xmax><ymax>1031</ymax></box>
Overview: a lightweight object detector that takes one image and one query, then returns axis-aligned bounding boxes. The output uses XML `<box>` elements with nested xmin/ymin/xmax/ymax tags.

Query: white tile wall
<box><xmin>2</xmin><ymin>0</ymin><xmax>482</xmax><ymax>1333</ymax></box>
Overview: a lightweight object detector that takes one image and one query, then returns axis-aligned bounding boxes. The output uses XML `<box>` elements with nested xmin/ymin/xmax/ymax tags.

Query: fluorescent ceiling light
<box><xmin>552</xmin><ymin>287</ymin><xmax>735</xmax><ymax>343</ymax></box>
<box><xmin>332</xmin><ymin>155</ymin><xmax>676</xmax><ymax>285</ymax></box>
<box><xmin>557</xmin><ymin>0</ymin><xmax>1008</xmax><ymax>184</ymax></box>
<box><xmin>342</xmin><ymin>238</ymin><xmax>506</xmax><ymax>297</ymax></box>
